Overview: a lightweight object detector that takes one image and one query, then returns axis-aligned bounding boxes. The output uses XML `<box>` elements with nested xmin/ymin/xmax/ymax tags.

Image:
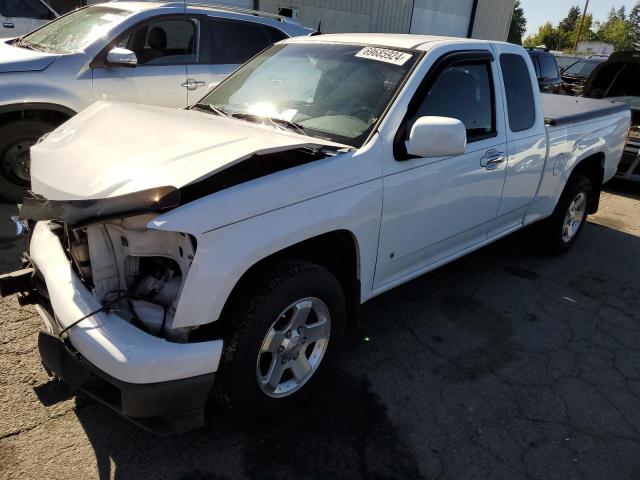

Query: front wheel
<box><xmin>540</xmin><ymin>174</ymin><xmax>593</xmax><ymax>254</ymax></box>
<box><xmin>210</xmin><ymin>260</ymin><xmax>346</xmax><ymax>420</ymax></box>
<box><xmin>0</xmin><ymin>120</ymin><xmax>54</xmax><ymax>203</ymax></box>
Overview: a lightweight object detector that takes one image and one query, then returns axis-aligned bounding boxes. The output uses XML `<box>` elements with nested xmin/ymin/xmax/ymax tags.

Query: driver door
<box><xmin>92</xmin><ymin>16</ymin><xmax>195</xmax><ymax>108</ymax></box>
<box><xmin>374</xmin><ymin>49</ymin><xmax>508</xmax><ymax>289</ymax></box>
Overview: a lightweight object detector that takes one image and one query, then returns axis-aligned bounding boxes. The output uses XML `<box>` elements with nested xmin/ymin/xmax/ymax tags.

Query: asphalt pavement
<box><xmin>1</xmin><ymin>180</ymin><xmax>639</xmax><ymax>480</ymax></box>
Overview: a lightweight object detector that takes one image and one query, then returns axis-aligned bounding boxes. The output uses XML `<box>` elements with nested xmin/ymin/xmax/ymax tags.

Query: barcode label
<box><xmin>355</xmin><ymin>47</ymin><xmax>412</xmax><ymax>66</ymax></box>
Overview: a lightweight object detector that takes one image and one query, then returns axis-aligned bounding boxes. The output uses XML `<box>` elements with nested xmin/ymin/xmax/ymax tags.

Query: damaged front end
<box><xmin>13</xmin><ymin>185</ymin><xmax>196</xmax><ymax>341</ymax></box>
<box><xmin>64</xmin><ymin>214</ymin><xmax>196</xmax><ymax>342</ymax></box>
<box><xmin>0</xmin><ymin>136</ymin><xmax>347</xmax><ymax>432</ymax></box>
<box><xmin>0</xmin><ymin>188</ymin><xmax>224</xmax><ymax>434</ymax></box>
<box><xmin>11</xmin><ymin>140</ymin><xmax>343</xmax><ymax>339</ymax></box>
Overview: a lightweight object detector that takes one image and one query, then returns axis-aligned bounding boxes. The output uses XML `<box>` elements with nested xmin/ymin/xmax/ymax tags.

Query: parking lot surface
<box><xmin>1</xmin><ymin>181</ymin><xmax>639</xmax><ymax>480</ymax></box>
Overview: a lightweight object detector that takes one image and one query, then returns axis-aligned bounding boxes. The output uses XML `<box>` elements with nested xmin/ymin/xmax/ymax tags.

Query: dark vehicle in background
<box><xmin>526</xmin><ymin>48</ymin><xmax>561</xmax><ymax>93</ymax></box>
<box><xmin>560</xmin><ymin>56</ymin><xmax>608</xmax><ymax>96</ymax></box>
<box><xmin>555</xmin><ymin>55</ymin><xmax>581</xmax><ymax>70</ymax></box>
<box><xmin>583</xmin><ymin>51</ymin><xmax>640</xmax><ymax>181</ymax></box>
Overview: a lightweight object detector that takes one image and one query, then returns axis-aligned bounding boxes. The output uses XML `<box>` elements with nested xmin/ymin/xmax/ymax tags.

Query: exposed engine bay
<box><xmin>16</xmin><ymin>145</ymin><xmax>346</xmax><ymax>342</ymax></box>
<box><xmin>62</xmin><ymin>214</ymin><xmax>196</xmax><ymax>342</ymax></box>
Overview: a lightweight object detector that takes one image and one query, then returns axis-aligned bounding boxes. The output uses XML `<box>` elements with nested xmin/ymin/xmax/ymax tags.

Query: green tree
<box><xmin>629</xmin><ymin>2</ymin><xmax>640</xmax><ymax>48</ymax></box>
<box><xmin>522</xmin><ymin>3</ymin><xmax>637</xmax><ymax>52</ymax></box>
<box><xmin>556</xmin><ymin>5</ymin><xmax>582</xmax><ymax>49</ymax></box>
<box><xmin>508</xmin><ymin>0</ymin><xmax>527</xmax><ymax>44</ymax></box>
<box><xmin>572</xmin><ymin>13</ymin><xmax>595</xmax><ymax>49</ymax></box>
<box><xmin>595</xmin><ymin>6</ymin><xmax>632</xmax><ymax>50</ymax></box>
<box><xmin>558</xmin><ymin>5</ymin><xmax>581</xmax><ymax>34</ymax></box>
<box><xmin>617</xmin><ymin>6</ymin><xmax>627</xmax><ymax>21</ymax></box>
<box><xmin>523</xmin><ymin>22</ymin><xmax>561</xmax><ymax>49</ymax></box>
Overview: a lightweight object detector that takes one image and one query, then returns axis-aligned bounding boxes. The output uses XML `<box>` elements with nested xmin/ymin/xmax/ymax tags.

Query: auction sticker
<box><xmin>355</xmin><ymin>47</ymin><xmax>412</xmax><ymax>65</ymax></box>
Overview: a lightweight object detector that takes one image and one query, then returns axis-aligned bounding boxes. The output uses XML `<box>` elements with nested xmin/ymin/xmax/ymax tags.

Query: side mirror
<box><xmin>405</xmin><ymin>116</ymin><xmax>467</xmax><ymax>158</ymax></box>
<box><xmin>106</xmin><ymin>47</ymin><xmax>137</xmax><ymax>67</ymax></box>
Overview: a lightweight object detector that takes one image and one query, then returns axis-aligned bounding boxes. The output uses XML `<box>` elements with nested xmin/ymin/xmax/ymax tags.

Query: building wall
<box><xmin>577</xmin><ymin>42</ymin><xmax>614</xmax><ymax>56</ymax></box>
<box><xmin>257</xmin><ymin>0</ymin><xmax>414</xmax><ymax>34</ymax></box>
<box><xmin>410</xmin><ymin>0</ymin><xmax>475</xmax><ymax>37</ymax></box>
<box><xmin>470</xmin><ymin>0</ymin><xmax>514</xmax><ymax>41</ymax></box>
<box><xmin>258</xmin><ymin>0</ymin><xmax>514</xmax><ymax>40</ymax></box>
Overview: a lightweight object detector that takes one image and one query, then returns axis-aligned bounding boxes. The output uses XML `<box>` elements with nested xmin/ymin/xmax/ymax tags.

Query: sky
<box><xmin>520</xmin><ymin>0</ymin><xmax>639</xmax><ymax>37</ymax></box>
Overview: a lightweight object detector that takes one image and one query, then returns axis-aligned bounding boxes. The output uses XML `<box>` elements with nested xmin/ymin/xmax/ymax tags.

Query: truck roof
<box><xmin>283</xmin><ymin>33</ymin><xmax>495</xmax><ymax>51</ymax></box>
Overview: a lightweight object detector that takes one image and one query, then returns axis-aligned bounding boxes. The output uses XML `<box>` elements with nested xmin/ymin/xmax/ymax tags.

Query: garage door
<box><xmin>410</xmin><ymin>0</ymin><xmax>474</xmax><ymax>37</ymax></box>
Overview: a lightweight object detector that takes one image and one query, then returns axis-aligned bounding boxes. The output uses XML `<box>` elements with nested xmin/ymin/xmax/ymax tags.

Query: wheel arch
<box><xmin>568</xmin><ymin>151</ymin><xmax>605</xmax><ymax>214</ymax></box>
<box><xmin>0</xmin><ymin>102</ymin><xmax>76</xmax><ymax>128</ymax></box>
<box><xmin>191</xmin><ymin>229</ymin><xmax>362</xmax><ymax>341</ymax></box>
<box><xmin>226</xmin><ymin>229</ymin><xmax>360</xmax><ymax>320</ymax></box>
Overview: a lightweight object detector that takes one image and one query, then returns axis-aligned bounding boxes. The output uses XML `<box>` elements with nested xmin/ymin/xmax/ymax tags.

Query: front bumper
<box><xmin>2</xmin><ymin>221</ymin><xmax>224</xmax><ymax>434</ymax></box>
<box><xmin>38</xmin><ymin>329</ymin><xmax>215</xmax><ymax>434</ymax></box>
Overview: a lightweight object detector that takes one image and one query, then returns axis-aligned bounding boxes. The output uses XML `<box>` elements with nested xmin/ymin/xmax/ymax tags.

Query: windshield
<box><xmin>563</xmin><ymin>58</ymin><xmax>606</xmax><ymax>77</ymax></box>
<box><xmin>19</xmin><ymin>6</ymin><xmax>132</xmax><ymax>54</ymax></box>
<box><xmin>195</xmin><ymin>43</ymin><xmax>420</xmax><ymax>147</ymax></box>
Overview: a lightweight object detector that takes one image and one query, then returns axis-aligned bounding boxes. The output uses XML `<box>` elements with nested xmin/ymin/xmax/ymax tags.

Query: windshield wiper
<box><xmin>14</xmin><ymin>39</ymin><xmax>42</xmax><ymax>51</ymax></box>
<box><xmin>230</xmin><ymin>112</ymin><xmax>308</xmax><ymax>136</ymax></box>
<box><xmin>192</xmin><ymin>103</ymin><xmax>229</xmax><ymax>117</ymax></box>
<box><xmin>269</xmin><ymin>117</ymin><xmax>309</xmax><ymax>136</ymax></box>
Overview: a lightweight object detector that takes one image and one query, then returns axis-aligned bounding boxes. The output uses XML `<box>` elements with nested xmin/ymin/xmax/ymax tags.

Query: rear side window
<box><xmin>412</xmin><ymin>62</ymin><xmax>496</xmax><ymax>142</ymax></box>
<box><xmin>0</xmin><ymin>0</ymin><xmax>53</xmax><ymax>19</ymax></box>
<box><xmin>207</xmin><ymin>17</ymin><xmax>287</xmax><ymax>64</ymax></box>
<box><xmin>538</xmin><ymin>54</ymin><xmax>559</xmax><ymax>80</ymax></box>
<box><xmin>500</xmin><ymin>53</ymin><xmax>536</xmax><ymax>132</ymax></box>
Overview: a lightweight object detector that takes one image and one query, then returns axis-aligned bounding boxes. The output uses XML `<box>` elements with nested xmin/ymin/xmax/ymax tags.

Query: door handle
<box><xmin>180</xmin><ymin>78</ymin><xmax>206</xmax><ymax>91</ymax></box>
<box><xmin>480</xmin><ymin>149</ymin><xmax>506</xmax><ymax>170</ymax></box>
<box><xmin>3</xmin><ymin>22</ymin><xmax>15</xmax><ymax>28</ymax></box>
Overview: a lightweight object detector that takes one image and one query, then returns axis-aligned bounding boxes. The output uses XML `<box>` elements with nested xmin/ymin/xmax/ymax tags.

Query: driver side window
<box><xmin>114</xmin><ymin>18</ymin><xmax>197</xmax><ymax>66</ymax></box>
<box><xmin>410</xmin><ymin>61</ymin><xmax>496</xmax><ymax>143</ymax></box>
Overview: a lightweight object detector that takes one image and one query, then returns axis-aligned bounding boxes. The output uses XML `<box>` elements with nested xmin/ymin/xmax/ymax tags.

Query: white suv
<box><xmin>0</xmin><ymin>1</ymin><xmax>313</xmax><ymax>201</ymax></box>
<box><xmin>0</xmin><ymin>0</ymin><xmax>57</xmax><ymax>38</ymax></box>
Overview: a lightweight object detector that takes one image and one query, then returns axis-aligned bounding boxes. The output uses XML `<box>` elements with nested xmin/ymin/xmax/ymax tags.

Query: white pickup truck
<box><xmin>1</xmin><ymin>34</ymin><xmax>630</xmax><ymax>434</ymax></box>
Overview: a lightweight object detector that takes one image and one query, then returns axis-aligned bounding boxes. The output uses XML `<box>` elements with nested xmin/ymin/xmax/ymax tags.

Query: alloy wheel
<box><xmin>561</xmin><ymin>191</ymin><xmax>587</xmax><ymax>242</ymax></box>
<box><xmin>256</xmin><ymin>297</ymin><xmax>331</xmax><ymax>398</ymax></box>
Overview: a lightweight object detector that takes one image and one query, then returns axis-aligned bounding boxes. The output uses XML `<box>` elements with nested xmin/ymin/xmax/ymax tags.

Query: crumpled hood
<box><xmin>0</xmin><ymin>39</ymin><xmax>58</xmax><ymax>73</ymax></box>
<box><xmin>31</xmin><ymin>102</ymin><xmax>346</xmax><ymax>201</ymax></box>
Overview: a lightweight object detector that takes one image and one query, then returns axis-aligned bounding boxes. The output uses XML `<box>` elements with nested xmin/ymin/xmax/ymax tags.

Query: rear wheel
<box><xmin>0</xmin><ymin>120</ymin><xmax>54</xmax><ymax>203</ymax></box>
<box><xmin>540</xmin><ymin>174</ymin><xmax>593</xmax><ymax>254</ymax></box>
<box><xmin>210</xmin><ymin>260</ymin><xmax>346</xmax><ymax>420</ymax></box>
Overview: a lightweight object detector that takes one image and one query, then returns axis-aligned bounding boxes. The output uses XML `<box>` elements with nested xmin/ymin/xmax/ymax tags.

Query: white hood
<box><xmin>31</xmin><ymin>102</ymin><xmax>346</xmax><ymax>201</ymax></box>
<box><xmin>0</xmin><ymin>39</ymin><xmax>58</xmax><ymax>73</ymax></box>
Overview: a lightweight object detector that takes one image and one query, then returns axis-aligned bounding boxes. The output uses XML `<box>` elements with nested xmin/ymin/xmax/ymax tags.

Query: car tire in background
<box><xmin>210</xmin><ymin>259</ymin><xmax>346</xmax><ymax>422</ymax></box>
<box><xmin>540</xmin><ymin>174</ymin><xmax>593</xmax><ymax>255</ymax></box>
<box><xmin>0</xmin><ymin>120</ymin><xmax>53</xmax><ymax>203</ymax></box>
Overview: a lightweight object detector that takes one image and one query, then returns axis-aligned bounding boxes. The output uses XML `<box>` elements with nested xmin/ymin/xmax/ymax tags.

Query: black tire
<box><xmin>210</xmin><ymin>259</ymin><xmax>346</xmax><ymax>421</ymax></box>
<box><xmin>539</xmin><ymin>174</ymin><xmax>593</xmax><ymax>255</ymax></box>
<box><xmin>0</xmin><ymin>120</ymin><xmax>54</xmax><ymax>203</ymax></box>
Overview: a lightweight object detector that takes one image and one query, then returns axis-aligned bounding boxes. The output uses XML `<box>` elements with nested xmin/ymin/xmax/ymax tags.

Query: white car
<box><xmin>0</xmin><ymin>0</ymin><xmax>57</xmax><ymax>38</ymax></box>
<box><xmin>1</xmin><ymin>34</ymin><xmax>630</xmax><ymax>434</ymax></box>
<box><xmin>0</xmin><ymin>1</ymin><xmax>313</xmax><ymax>202</ymax></box>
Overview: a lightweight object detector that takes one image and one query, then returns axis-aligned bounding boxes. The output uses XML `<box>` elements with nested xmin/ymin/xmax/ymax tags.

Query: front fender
<box><xmin>0</xmin><ymin>67</ymin><xmax>90</xmax><ymax>114</ymax></box>
<box><xmin>168</xmin><ymin>178</ymin><xmax>382</xmax><ymax>328</ymax></box>
<box><xmin>150</xmin><ymin>136</ymin><xmax>384</xmax><ymax>329</ymax></box>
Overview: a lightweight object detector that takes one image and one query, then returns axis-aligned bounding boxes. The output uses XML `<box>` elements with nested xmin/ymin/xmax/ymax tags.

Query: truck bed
<box><xmin>542</xmin><ymin>93</ymin><xmax>629</xmax><ymax>127</ymax></box>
